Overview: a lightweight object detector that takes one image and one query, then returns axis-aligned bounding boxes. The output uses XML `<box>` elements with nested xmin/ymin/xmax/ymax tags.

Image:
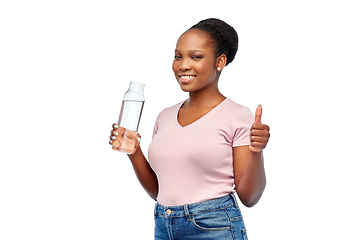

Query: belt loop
<box><xmin>184</xmin><ymin>204</ymin><xmax>191</xmax><ymax>221</ymax></box>
<box><xmin>230</xmin><ymin>193</ymin><xmax>239</xmax><ymax>209</ymax></box>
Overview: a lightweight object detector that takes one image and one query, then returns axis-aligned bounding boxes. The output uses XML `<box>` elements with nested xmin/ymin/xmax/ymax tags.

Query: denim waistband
<box><xmin>154</xmin><ymin>193</ymin><xmax>239</xmax><ymax>221</ymax></box>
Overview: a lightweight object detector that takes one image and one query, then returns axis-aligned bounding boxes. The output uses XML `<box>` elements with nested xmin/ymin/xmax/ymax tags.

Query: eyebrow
<box><xmin>174</xmin><ymin>49</ymin><xmax>204</xmax><ymax>53</ymax></box>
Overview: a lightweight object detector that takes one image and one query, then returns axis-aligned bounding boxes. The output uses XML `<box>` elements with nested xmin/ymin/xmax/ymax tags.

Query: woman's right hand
<box><xmin>109</xmin><ymin>123</ymin><xmax>141</xmax><ymax>155</ymax></box>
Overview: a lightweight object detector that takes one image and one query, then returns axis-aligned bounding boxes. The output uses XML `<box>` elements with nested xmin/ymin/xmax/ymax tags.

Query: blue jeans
<box><xmin>154</xmin><ymin>193</ymin><xmax>248</xmax><ymax>240</ymax></box>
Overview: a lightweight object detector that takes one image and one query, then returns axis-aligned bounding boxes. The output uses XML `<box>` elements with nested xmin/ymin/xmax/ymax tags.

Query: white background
<box><xmin>1</xmin><ymin>0</ymin><xmax>359</xmax><ymax>239</ymax></box>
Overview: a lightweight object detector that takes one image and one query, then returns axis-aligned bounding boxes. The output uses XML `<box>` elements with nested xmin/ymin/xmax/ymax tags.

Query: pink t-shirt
<box><xmin>148</xmin><ymin>98</ymin><xmax>254</xmax><ymax>206</ymax></box>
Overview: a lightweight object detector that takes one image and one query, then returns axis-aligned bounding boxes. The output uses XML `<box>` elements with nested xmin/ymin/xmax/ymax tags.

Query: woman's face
<box><xmin>172</xmin><ymin>29</ymin><xmax>220</xmax><ymax>93</ymax></box>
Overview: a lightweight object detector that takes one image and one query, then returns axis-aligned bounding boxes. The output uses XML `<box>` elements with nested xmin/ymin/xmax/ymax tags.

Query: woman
<box><xmin>110</xmin><ymin>18</ymin><xmax>270</xmax><ymax>240</ymax></box>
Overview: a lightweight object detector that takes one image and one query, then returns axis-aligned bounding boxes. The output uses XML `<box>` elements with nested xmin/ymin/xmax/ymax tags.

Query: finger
<box><xmin>110</xmin><ymin>127</ymin><xmax>124</xmax><ymax>138</ymax></box>
<box><xmin>250</xmin><ymin>129</ymin><xmax>262</xmax><ymax>136</ymax></box>
<box><xmin>109</xmin><ymin>126</ymin><xmax>125</xmax><ymax>146</ymax></box>
<box><xmin>110</xmin><ymin>127</ymin><xmax>125</xmax><ymax>137</ymax></box>
<box><xmin>250</xmin><ymin>128</ymin><xmax>270</xmax><ymax>138</ymax></box>
<box><xmin>135</xmin><ymin>133</ymin><xmax>141</xmax><ymax>147</ymax></box>
<box><xmin>251</xmin><ymin>123</ymin><xmax>270</xmax><ymax>131</ymax></box>
<box><xmin>132</xmin><ymin>133</ymin><xmax>142</xmax><ymax>154</ymax></box>
<box><xmin>250</xmin><ymin>135</ymin><xmax>268</xmax><ymax>144</ymax></box>
<box><xmin>254</xmin><ymin>104</ymin><xmax>262</xmax><ymax>124</ymax></box>
<box><xmin>250</xmin><ymin>140</ymin><xmax>265</xmax><ymax>147</ymax></box>
<box><xmin>111</xmin><ymin>136</ymin><xmax>122</xmax><ymax>150</ymax></box>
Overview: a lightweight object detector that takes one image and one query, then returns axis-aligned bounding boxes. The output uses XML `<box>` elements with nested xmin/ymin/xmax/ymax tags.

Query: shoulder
<box><xmin>155</xmin><ymin>100</ymin><xmax>184</xmax><ymax>122</ymax></box>
<box><xmin>225</xmin><ymin>99</ymin><xmax>253</xmax><ymax>117</ymax></box>
<box><xmin>152</xmin><ymin>101</ymin><xmax>184</xmax><ymax>136</ymax></box>
<box><xmin>224</xmin><ymin>99</ymin><xmax>254</xmax><ymax>126</ymax></box>
<box><xmin>224</xmin><ymin>99</ymin><xmax>247</xmax><ymax>109</ymax></box>
<box><xmin>223</xmin><ymin>100</ymin><xmax>254</xmax><ymax>146</ymax></box>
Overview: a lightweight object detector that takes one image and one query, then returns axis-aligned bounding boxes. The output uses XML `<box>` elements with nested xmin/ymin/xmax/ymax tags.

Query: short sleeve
<box><xmin>232</xmin><ymin>107</ymin><xmax>254</xmax><ymax>147</ymax></box>
<box><xmin>152</xmin><ymin>109</ymin><xmax>165</xmax><ymax>139</ymax></box>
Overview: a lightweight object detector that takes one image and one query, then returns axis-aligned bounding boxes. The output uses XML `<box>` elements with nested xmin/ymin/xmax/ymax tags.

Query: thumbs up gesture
<box><xmin>249</xmin><ymin>105</ymin><xmax>270</xmax><ymax>153</ymax></box>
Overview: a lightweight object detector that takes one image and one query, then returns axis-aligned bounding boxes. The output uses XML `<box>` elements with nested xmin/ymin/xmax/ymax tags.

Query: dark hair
<box><xmin>190</xmin><ymin>18</ymin><xmax>238</xmax><ymax>66</ymax></box>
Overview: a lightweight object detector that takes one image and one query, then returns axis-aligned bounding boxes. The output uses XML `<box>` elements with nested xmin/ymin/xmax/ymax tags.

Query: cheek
<box><xmin>196</xmin><ymin>62</ymin><xmax>215</xmax><ymax>77</ymax></box>
<box><xmin>172</xmin><ymin>61</ymin><xmax>177</xmax><ymax>73</ymax></box>
<box><xmin>172</xmin><ymin>61</ymin><xmax>180</xmax><ymax>83</ymax></box>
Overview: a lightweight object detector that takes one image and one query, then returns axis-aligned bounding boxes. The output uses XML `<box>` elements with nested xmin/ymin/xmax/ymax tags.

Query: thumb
<box><xmin>254</xmin><ymin>104</ymin><xmax>262</xmax><ymax>123</ymax></box>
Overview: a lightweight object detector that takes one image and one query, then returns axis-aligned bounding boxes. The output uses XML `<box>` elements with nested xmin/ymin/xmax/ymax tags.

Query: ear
<box><xmin>216</xmin><ymin>54</ymin><xmax>227</xmax><ymax>71</ymax></box>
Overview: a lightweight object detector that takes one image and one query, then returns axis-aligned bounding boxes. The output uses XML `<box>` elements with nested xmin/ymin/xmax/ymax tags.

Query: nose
<box><xmin>178</xmin><ymin>58</ymin><xmax>191</xmax><ymax>71</ymax></box>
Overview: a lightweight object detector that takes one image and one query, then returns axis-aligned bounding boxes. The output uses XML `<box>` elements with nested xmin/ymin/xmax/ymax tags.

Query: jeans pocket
<box><xmin>191</xmin><ymin>210</ymin><xmax>231</xmax><ymax>231</ymax></box>
<box><xmin>225</xmin><ymin>206</ymin><xmax>248</xmax><ymax>239</ymax></box>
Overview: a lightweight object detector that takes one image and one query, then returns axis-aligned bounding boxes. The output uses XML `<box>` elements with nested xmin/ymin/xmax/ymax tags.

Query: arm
<box><xmin>128</xmin><ymin>146</ymin><xmax>159</xmax><ymax>200</ymax></box>
<box><xmin>233</xmin><ymin>105</ymin><xmax>270</xmax><ymax>207</ymax></box>
<box><xmin>110</xmin><ymin>125</ymin><xmax>158</xmax><ymax>200</ymax></box>
<box><xmin>233</xmin><ymin>147</ymin><xmax>266</xmax><ymax>207</ymax></box>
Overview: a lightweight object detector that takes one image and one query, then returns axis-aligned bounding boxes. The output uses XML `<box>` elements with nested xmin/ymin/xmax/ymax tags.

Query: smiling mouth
<box><xmin>179</xmin><ymin>75</ymin><xmax>196</xmax><ymax>81</ymax></box>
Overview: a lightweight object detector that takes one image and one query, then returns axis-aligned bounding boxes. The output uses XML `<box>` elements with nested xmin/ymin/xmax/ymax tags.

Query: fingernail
<box><xmin>109</xmin><ymin>140</ymin><xmax>113</xmax><ymax>145</ymax></box>
<box><xmin>113</xmin><ymin>131</ymin><xmax>119</xmax><ymax>136</ymax></box>
<box><xmin>113</xmin><ymin>124</ymin><xmax>119</xmax><ymax>129</ymax></box>
<box><xmin>111</xmin><ymin>136</ymin><xmax>117</xmax><ymax>140</ymax></box>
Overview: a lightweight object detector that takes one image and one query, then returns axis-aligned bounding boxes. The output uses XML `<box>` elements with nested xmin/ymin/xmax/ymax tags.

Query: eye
<box><xmin>174</xmin><ymin>55</ymin><xmax>181</xmax><ymax>60</ymax></box>
<box><xmin>192</xmin><ymin>55</ymin><xmax>203</xmax><ymax>60</ymax></box>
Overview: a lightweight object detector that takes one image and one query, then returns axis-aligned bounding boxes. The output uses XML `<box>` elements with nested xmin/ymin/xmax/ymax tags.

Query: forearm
<box><xmin>236</xmin><ymin>151</ymin><xmax>266</xmax><ymax>207</ymax></box>
<box><xmin>128</xmin><ymin>147</ymin><xmax>158</xmax><ymax>200</ymax></box>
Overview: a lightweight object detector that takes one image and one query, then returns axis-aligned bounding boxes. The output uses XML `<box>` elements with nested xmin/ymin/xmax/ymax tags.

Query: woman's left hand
<box><xmin>249</xmin><ymin>105</ymin><xmax>270</xmax><ymax>152</ymax></box>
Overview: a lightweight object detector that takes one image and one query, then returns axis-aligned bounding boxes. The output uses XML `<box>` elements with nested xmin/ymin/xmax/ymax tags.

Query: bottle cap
<box><xmin>123</xmin><ymin>82</ymin><xmax>145</xmax><ymax>101</ymax></box>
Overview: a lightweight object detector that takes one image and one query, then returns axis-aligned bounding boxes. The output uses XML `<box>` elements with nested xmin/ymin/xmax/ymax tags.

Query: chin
<box><xmin>179</xmin><ymin>85</ymin><xmax>192</xmax><ymax>92</ymax></box>
<box><xmin>178</xmin><ymin>82</ymin><xmax>198</xmax><ymax>93</ymax></box>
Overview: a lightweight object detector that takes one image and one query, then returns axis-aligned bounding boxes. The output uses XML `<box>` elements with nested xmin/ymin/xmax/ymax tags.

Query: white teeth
<box><xmin>180</xmin><ymin>75</ymin><xmax>195</xmax><ymax>79</ymax></box>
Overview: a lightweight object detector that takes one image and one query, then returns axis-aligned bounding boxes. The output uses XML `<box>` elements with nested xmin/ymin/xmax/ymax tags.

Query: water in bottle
<box><xmin>117</xmin><ymin>82</ymin><xmax>145</xmax><ymax>154</ymax></box>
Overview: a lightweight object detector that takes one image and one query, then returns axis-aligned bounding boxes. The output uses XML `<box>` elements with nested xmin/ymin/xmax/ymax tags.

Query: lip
<box><xmin>178</xmin><ymin>74</ymin><xmax>197</xmax><ymax>84</ymax></box>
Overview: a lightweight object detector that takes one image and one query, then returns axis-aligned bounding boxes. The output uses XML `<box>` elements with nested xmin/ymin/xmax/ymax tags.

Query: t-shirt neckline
<box><xmin>176</xmin><ymin>98</ymin><xmax>229</xmax><ymax>129</ymax></box>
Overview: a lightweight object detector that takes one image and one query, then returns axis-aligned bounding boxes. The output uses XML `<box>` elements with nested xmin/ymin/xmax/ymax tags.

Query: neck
<box><xmin>185</xmin><ymin>84</ymin><xmax>225</xmax><ymax>109</ymax></box>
